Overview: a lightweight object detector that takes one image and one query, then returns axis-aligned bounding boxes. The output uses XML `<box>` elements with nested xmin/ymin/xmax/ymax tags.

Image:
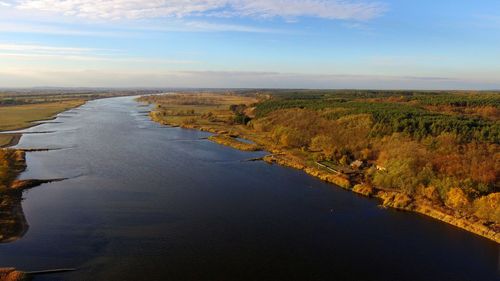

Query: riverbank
<box><xmin>208</xmin><ymin>135</ymin><xmax>261</xmax><ymax>151</ymax></box>
<box><xmin>0</xmin><ymin>100</ymin><xmax>86</xmax><ymax>148</ymax></box>
<box><xmin>0</xmin><ymin>134</ymin><xmax>21</xmax><ymax>149</ymax></box>
<box><xmin>0</xmin><ymin>99</ymin><xmax>90</xmax><ymax>277</ymax></box>
<box><xmin>0</xmin><ymin>268</ymin><xmax>25</xmax><ymax>281</ymax></box>
<box><xmin>174</xmin><ymin>125</ymin><xmax>500</xmax><ymax>243</ymax></box>
<box><xmin>0</xmin><ymin>99</ymin><xmax>87</xmax><ymax>190</ymax></box>
<box><xmin>140</xmin><ymin>93</ymin><xmax>499</xmax><ymax>244</ymax></box>
<box><xmin>0</xmin><ymin>98</ymin><xmax>90</xmax><ymax>246</ymax></box>
<box><xmin>263</xmin><ymin>153</ymin><xmax>500</xmax><ymax>243</ymax></box>
<box><xmin>0</xmin><ymin>150</ymin><xmax>57</xmax><ymax>245</ymax></box>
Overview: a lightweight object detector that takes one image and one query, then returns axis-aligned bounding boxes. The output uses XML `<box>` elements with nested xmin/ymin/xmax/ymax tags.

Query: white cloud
<box><xmin>0</xmin><ymin>22</ymin><xmax>134</xmax><ymax>36</ymax></box>
<box><xmin>228</xmin><ymin>0</ymin><xmax>385</xmax><ymax>20</ymax></box>
<box><xmin>14</xmin><ymin>0</ymin><xmax>386</xmax><ymax>21</ymax></box>
<box><xmin>0</xmin><ymin>52</ymin><xmax>197</xmax><ymax>64</ymax></box>
<box><xmin>180</xmin><ymin>21</ymin><xmax>279</xmax><ymax>32</ymax></box>
<box><xmin>0</xmin><ymin>42</ymin><xmax>116</xmax><ymax>60</ymax></box>
<box><xmin>0</xmin><ymin>43</ymin><xmax>101</xmax><ymax>53</ymax></box>
<box><xmin>0</xmin><ymin>1</ymin><xmax>11</xmax><ymax>6</ymax></box>
<box><xmin>0</xmin><ymin>21</ymin><xmax>275</xmax><ymax>38</ymax></box>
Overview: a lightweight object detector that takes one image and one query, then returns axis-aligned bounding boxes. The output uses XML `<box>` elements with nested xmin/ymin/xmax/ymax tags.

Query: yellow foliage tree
<box><xmin>445</xmin><ymin>188</ymin><xmax>470</xmax><ymax>210</ymax></box>
<box><xmin>473</xmin><ymin>193</ymin><xmax>500</xmax><ymax>223</ymax></box>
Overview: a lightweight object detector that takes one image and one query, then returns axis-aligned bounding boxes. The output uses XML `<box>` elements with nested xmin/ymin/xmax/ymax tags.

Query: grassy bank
<box><xmin>140</xmin><ymin>91</ymin><xmax>500</xmax><ymax>243</ymax></box>
<box><xmin>208</xmin><ymin>135</ymin><xmax>261</xmax><ymax>151</ymax></box>
<box><xmin>0</xmin><ymin>150</ymin><xmax>26</xmax><ymax>193</ymax></box>
<box><xmin>0</xmin><ymin>100</ymin><xmax>85</xmax><ymax>147</ymax></box>
<box><xmin>0</xmin><ymin>135</ymin><xmax>20</xmax><ymax>149</ymax></box>
<box><xmin>0</xmin><ymin>99</ymin><xmax>85</xmax><ymax>131</ymax></box>
<box><xmin>0</xmin><ymin>149</ymin><xmax>30</xmax><ymax>245</ymax></box>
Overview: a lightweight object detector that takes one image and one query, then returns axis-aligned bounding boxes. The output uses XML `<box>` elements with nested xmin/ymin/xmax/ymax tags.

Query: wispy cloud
<box><xmin>15</xmin><ymin>0</ymin><xmax>387</xmax><ymax>21</ymax></box>
<box><xmin>0</xmin><ymin>42</ymin><xmax>197</xmax><ymax>64</ymax></box>
<box><xmin>0</xmin><ymin>22</ymin><xmax>134</xmax><ymax>36</ymax></box>
<box><xmin>0</xmin><ymin>20</ymin><xmax>279</xmax><ymax>37</ymax></box>
<box><xmin>221</xmin><ymin>0</ymin><xmax>386</xmax><ymax>20</ymax></box>
<box><xmin>0</xmin><ymin>52</ymin><xmax>197</xmax><ymax>64</ymax></box>
<box><xmin>126</xmin><ymin>20</ymin><xmax>281</xmax><ymax>33</ymax></box>
<box><xmin>180</xmin><ymin>21</ymin><xmax>279</xmax><ymax>33</ymax></box>
<box><xmin>0</xmin><ymin>43</ymin><xmax>103</xmax><ymax>53</ymax></box>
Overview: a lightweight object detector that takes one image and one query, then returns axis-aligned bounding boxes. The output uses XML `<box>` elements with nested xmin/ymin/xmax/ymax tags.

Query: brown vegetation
<box><xmin>0</xmin><ymin>268</ymin><xmax>26</xmax><ymax>281</ymax></box>
<box><xmin>424</xmin><ymin>105</ymin><xmax>499</xmax><ymax>121</ymax></box>
<box><xmin>208</xmin><ymin>135</ymin><xmax>261</xmax><ymax>151</ymax></box>
<box><xmin>142</xmin><ymin>91</ymin><xmax>500</xmax><ymax>243</ymax></box>
<box><xmin>0</xmin><ymin>150</ymin><xmax>26</xmax><ymax>192</ymax></box>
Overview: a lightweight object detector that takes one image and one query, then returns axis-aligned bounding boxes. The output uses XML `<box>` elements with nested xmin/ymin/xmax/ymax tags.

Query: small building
<box><xmin>350</xmin><ymin>160</ymin><xmax>364</xmax><ymax>169</ymax></box>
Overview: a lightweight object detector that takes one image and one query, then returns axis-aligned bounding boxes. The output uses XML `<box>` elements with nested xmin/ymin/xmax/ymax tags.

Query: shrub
<box><xmin>473</xmin><ymin>193</ymin><xmax>500</xmax><ymax>223</ymax></box>
<box><xmin>422</xmin><ymin>186</ymin><xmax>441</xmax><ymax>202</ymax></box>
<box><xmin>445</xmin><ymin>188</ymin><xmax>470</xmax><ymax>210</ymax></box>
<box><xmin>233</xmin><ymin>113</ymin><xmax>251</xmax><ymax>125</ymax></box>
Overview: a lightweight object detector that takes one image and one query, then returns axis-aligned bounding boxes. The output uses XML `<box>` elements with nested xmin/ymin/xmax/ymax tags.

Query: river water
<box><xmin>0</xmin><ymin>96</ymin><xmax>498</xmax><ymax>281</ymax></box>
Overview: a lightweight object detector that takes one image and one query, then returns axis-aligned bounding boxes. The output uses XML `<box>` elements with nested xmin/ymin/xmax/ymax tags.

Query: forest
<box><xmin>250</xmin><ymin>91</ymin><xmax>499</xmax><ymax>224</ymax></box>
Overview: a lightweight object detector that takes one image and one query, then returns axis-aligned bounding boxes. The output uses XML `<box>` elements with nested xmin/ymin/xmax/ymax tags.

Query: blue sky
<box><xmin>0</xmin><ymin>0</ymin><xmax>499</xmax><ymax>89</ymax></box>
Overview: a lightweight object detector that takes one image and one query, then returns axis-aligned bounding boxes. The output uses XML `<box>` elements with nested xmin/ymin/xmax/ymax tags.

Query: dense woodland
<box><xmin>249</xmin><ymin>91</ymin><xmax>499</xmax><ymax>223</ymax></box>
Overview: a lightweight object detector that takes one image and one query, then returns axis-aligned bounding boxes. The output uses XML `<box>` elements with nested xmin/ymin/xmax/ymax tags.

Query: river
<box><xmin>0</xmin><ymin>96</ymin><xmax>498</xmax><ymax>281</ymax></box>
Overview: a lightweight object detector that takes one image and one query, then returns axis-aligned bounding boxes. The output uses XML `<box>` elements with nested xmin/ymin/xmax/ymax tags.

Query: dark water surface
<box><xmin>0</xmin><ymin>96</ymin><xmax>498</xmax><ymax>281</ymax></box>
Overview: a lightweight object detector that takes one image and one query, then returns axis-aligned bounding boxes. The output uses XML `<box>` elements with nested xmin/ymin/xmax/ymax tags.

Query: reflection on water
<box><xmin>0</xmin><ymin>193</ymin><xmax>28</xmax><ymax>243</ymax></box>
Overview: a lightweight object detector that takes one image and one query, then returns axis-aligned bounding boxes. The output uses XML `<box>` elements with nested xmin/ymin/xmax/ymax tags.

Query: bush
<box><xmin>445</xmin><ymin>188</ymin><xmax>470</xmax><ymax>210</ymax></box>
<box><xmin>422</xmin><ymin>186</ymin><xmax>441</xmax><ymax>202</ymax></box>
<box><xmin>233</xmin><ymin>113</ymin><xmax>251</xmax><ymax>125</ymax></box>
<box><xmin>473</xmin><ymin>193</ymin><xmax>500</xmax><ymax>223</ymax></box>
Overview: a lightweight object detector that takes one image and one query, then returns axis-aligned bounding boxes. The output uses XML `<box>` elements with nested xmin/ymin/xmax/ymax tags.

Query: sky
<box><xmin>0</xmin><ymin>0</ymin><xmax>499</xmax><ymax>89</ymax></box>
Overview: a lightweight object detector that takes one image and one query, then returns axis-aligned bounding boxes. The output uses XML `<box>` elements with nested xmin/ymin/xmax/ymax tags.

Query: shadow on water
<box><xmin>0</xmin><ymin>193</ymin><xmax>28</xmax><ymax>244</ymax></box>
<box><xmin>0</xmin><ymin>178</ymin><xmax>66</xmax><ymax>244</ymax></box>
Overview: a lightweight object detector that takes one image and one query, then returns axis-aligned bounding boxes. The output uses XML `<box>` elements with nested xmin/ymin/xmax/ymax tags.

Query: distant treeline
<box><xmin>0</xmin><ymin>89</ymin><xmax>167</xmax><ymax>106</ymax></box>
